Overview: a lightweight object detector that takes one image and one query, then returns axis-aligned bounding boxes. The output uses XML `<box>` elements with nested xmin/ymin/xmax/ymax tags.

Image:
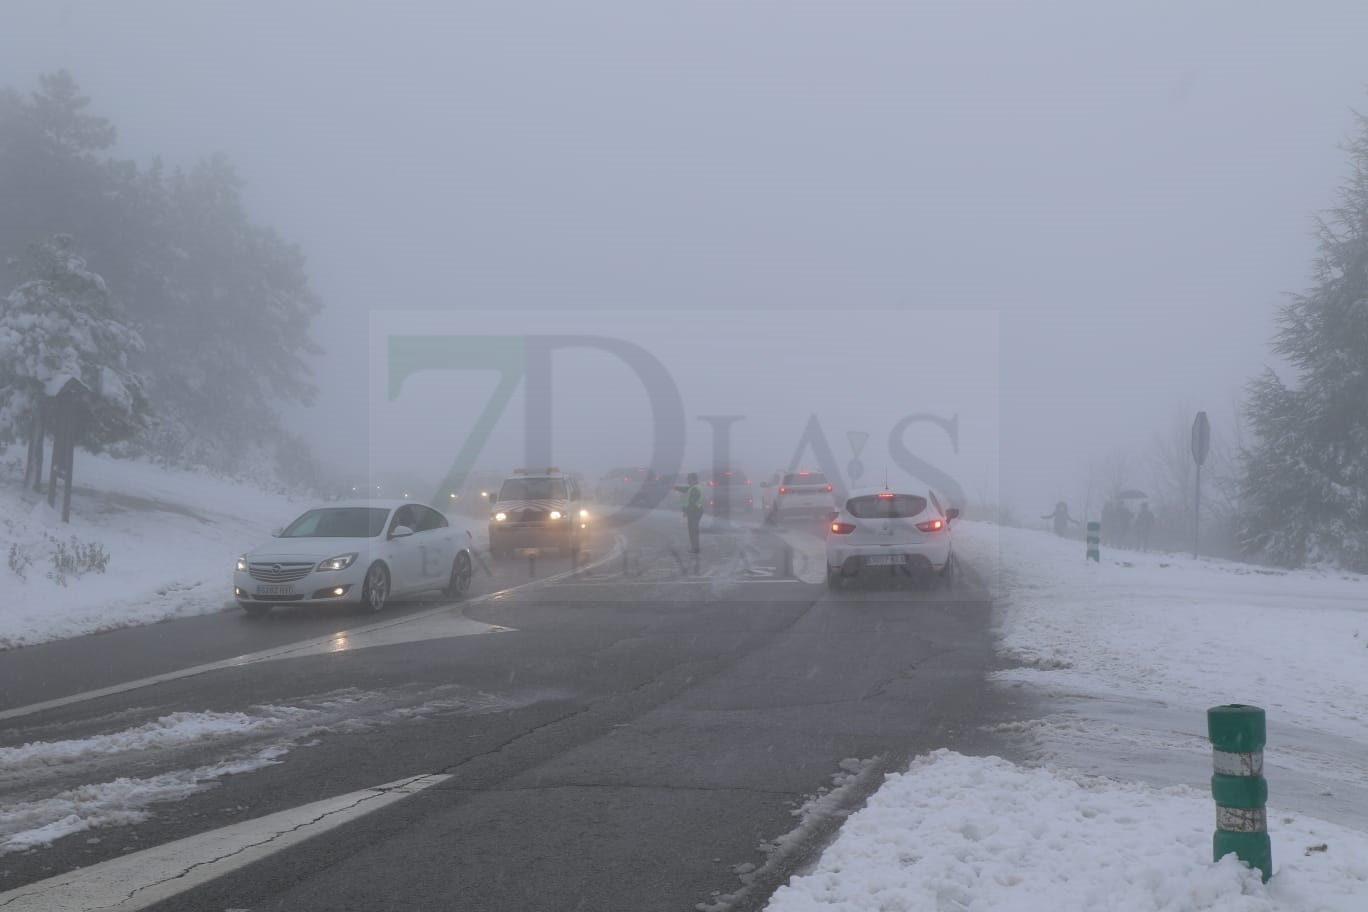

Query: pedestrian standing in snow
<box><xmin>1042</xmin><ymin>501</ymin><xmax>1078</xmax><ymax>537</ymax></box>
<box><xmin>682</xmin><ymin>472</ymin><xmax>704</xmax><ymax>554</ymax></box>
<box><xmin>1101</xmin><ymin>500</ymin><xmax>1118</xmax><ymax>546</ymax></box>
<box><xmin>1134</xmin><ymin>502</ymin><xmax>1155</xmax><ymax>551</ymax></box>
<box><xmin>1116</xmin><ymin>502</ymin><xmax>1134</xmax><ymax>548</ymax></box>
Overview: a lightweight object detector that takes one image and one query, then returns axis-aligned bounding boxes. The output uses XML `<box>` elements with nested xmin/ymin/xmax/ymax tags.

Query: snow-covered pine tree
<box><xmin>0</xmin><ymin>234</ymin><xmax>149</xmax><ymax>449</ymax></box>
<box><xmin>1239</xmin><ymin>111</ymin><xmax>1368</xmax><ymax>571</ymax></box>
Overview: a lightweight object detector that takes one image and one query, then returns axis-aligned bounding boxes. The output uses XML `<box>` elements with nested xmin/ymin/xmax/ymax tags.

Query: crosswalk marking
<box><xmin>0</xmin><ymin>774</ymin><xmax>451</xmax><ymax>912</ymax></box>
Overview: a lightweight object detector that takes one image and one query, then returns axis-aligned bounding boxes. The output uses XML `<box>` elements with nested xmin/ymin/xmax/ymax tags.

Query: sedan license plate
<box><xmin>865</xmin><ymin>555</ymin><xmax>906</xmax><ymax>567</ymax></box>
<box><xmin>256</xmin><ymin>584</ymin><xmax>296</xmax><ymax>596</ymax></box>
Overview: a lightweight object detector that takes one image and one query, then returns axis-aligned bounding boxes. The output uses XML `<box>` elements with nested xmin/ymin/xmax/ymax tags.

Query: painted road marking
<box><xmin>0</xmin><ymin>540</ymin><xmax>624</xmax><ymax>724</ymax></box>
<box><xmin>0</xmin><ymin>773</ymin><xmax>451</xmax><ymax>912</ymax></box>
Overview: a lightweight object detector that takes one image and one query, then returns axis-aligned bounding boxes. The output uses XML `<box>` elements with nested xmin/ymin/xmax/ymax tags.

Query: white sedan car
<box><xmin>762</xmin><ymin>470</ymin><xmax>836</xmax><ymax>522</ymax></box>
<box><xmin>825</xmin><ymin>488</ymin><xmax>959</xmax><ymax>589</ymax></box>
<box><xmin>234</xmin><ymin>499</ymin><xmax>476</xmax><ymax>618</ymax></box>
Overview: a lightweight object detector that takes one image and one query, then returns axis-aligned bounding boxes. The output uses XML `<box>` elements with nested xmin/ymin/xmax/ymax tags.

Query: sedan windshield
<box><xmin>280</xmin><ymin>507</ymin><xmax>390</xmax><ymax>538</ymax></box>
<box><xmin>845</xmin><ymin>494</ymin><xmax>928</xmax><ymax>519</ymax></box>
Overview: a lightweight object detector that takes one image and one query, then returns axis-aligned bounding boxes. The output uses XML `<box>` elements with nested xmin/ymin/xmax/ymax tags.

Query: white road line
<box><xmin>0</xmin><ymin>540</ymin><xmax>624</xmax><ymax>724</ymax></box>
<box><xmin>0</xmin><ymin>773</ymin><xmax>451</xmax><ymax>912</ymax></box>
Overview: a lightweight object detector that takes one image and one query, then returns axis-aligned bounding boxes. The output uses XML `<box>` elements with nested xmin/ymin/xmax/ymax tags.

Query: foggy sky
<box><xmin>4</xmin><ymin>0</ymin><xmax>1367</xmax><ymax>512</ymax></box>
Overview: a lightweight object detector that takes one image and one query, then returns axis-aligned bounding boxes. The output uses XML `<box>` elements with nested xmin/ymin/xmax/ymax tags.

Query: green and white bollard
<box><xmin>1208</xmin><ymin>704</ymin><xmax>1272</xmax><ymax>882</ymax></box>
<box><xmin>1086</xmin><ymin>521</ymin><xmax>1100</xmax><ymax>562</ymax></box>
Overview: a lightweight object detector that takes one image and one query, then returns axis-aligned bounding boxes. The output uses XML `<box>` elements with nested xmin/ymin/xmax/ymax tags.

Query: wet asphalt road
<box><xmin>0</xmin><ymin>508</ymin><xmax>1027</xmax><ymax>912</ymax></box>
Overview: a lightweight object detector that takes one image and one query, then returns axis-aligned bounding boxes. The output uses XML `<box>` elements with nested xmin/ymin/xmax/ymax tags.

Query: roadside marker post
<box><xmin>1086</xmin><ymin>521</ymin><xmax>1100</xmax><ymax>562</ymax></box>
<box><xmin>1208</xmin><ymin>704</ymin><xmax>1272</xmax><ymax>882</ymax></box>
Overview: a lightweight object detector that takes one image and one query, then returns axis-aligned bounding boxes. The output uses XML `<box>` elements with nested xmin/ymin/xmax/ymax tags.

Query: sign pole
<box><xmin>1191</xmin><ymin>411</ymin><xmax>1210</xmax><ymax>560</ymax></box>
<box><xmin>1194</xmin><ymin>462</ymin><xmax>1201</xmax><ymax>560</ymax></box>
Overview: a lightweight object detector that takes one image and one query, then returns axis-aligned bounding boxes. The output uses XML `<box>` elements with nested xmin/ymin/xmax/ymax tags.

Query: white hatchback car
<box><xmin>825</xmin><ymin>488</ymin><xmax>959</xmax><ymax>588</ymax></box>
<box><xmin>234</xmin><ymin>499</ymin><xmax>476</xmax><ymax>618</ymax></box>
<box><xmin>762</xmin><ymin>470</ymin><xmax>836</xmax><ymax>522</ymax></box>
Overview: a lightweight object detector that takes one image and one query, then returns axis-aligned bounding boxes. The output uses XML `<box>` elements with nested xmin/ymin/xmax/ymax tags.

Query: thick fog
<box><xmin>5</xmin><ymin>0</ymin><xmax>1367</xmax><ymax>511</ymax></box>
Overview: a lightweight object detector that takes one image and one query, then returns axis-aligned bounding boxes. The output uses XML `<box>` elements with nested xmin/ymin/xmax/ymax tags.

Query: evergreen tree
<box><xmin>142</xmin><ymin>154</ymin><xmax>322</xmax><ymax>468</ymax></box>
<box><xmin>1239</xmin><ymin>111</ymin><xmax>1368</xmax><ymax>571</ymax></box>
<box><xmin>0</xmin><ymin>71</ymin><xmax>324</xmax><ymax>481</ymax></box>
<box><xmin>0</xmin><ymin>71</ymin><xmax>117</xmax><ymax>263</ymax></box>
<box><xmin>0</xmin><ymin>235</ymin><xmax>149</xmax><ymax>448</ymax></box>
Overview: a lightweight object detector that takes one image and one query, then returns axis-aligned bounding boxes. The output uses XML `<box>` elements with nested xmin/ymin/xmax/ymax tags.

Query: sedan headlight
<box><xmin>316</xmin><ymin>552</ymin><xmax>359</xmax><ymax>572</ymax></box>
<box><xmin>549</xmin><ymin>510</ymin><xmax>563</xmax><ymax>520</ymax></box>
<box><xmin>579</xmin><ymin>509</ymin><xmax>590</xmax><ymax>519</ymax></box>
<box><xmin>235</xmin><ymin>555</ymin><xmax>249</xmax><ymax>573</ymax></box>
<box><xmin>494</xmin><ymin>512</ymin><xmax>508</xmax><ymax>522</ymax></box>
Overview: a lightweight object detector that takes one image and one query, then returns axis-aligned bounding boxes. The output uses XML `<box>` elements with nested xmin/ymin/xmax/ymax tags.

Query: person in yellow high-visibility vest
<box><xmin>682</xmin><ymin>472</ymin><xmax>705</xmax><ymax>553</ymax></box>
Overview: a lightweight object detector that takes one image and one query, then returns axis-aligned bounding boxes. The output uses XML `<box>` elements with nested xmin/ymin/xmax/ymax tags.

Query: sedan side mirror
<box><xmin>826</xmin><ymin>511</ymin><xmax>839</xmax><ymax>523</ymax></box>
<box><xmin>945</xmin><ymin>508</ymin><xmax>960</xmax><ymax>521</ymax></box>
<box><xmin>271</xmin><ymin>527</ymin><xmax>282</xmax><ymax>537</ymax></box>
<box><xmin>390</xmin><ymin>525</ymin><xmax>415</xmax><ymax>539</ymax></box>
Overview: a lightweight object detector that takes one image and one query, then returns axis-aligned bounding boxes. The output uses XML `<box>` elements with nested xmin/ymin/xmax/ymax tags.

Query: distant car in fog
<box><xmin>628</xmin><ymin>471</ymin><xmax>678</xmax><ymax>508</ymax></box>
<box><xmin>233</xmin><ymin>499</ymin><xmax>475</xmax><ymax>618</ymax></box>
<box><xmin>596</xmin><ymin>467</ymin><xmax>650</xmax><ymax>505</ymax></box>
<box><xmin>706</xmin><ymin>467</ymin><xmax>754</xmax><ymax>514</ymax></box>
<box><xmin>825</xmin><ymin>488</ymin><xmax>958</xmax><ymax>589</ymax></box>
<box><xmin>761</xmin><ymin>470</ymin><xmax>836</xmax><ymax>522</ymax></box>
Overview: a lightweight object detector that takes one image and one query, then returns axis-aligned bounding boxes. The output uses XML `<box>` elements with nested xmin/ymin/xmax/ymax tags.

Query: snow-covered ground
<box><xmin>765</xmin><ymin>524</ymin><xmax>1368</xmax><ymax>911</ymax></box>
<box><xmin>3</xmin><ymin>454</ymin><xmax>1367</xmax><ymax>908</ymax></box>
<box><xmin>0</xmin><ymin>449</ymin><xmax>309</xmax><ymax>650</ymax></box>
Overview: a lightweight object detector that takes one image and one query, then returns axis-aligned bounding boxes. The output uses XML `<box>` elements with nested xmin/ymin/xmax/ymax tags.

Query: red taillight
<box><xmin>831</xmin><ymin>521</ymin><xmax>856</xmax><ymax>535</ymax></box>
<box><xmin>709</xmin><ymin>480</ymin><xmax>716</xmax><ymax>486</ymax></box>
<box><xmin>778</xmin><ymin>486</ymin><xmax>788</xmax><ymax>494</ymax></box>
<box><xmin>877</xmin><ymin>492</ymin><xmax>896</xmax><ymax>499</ymax></box>
<box><xmin>799</xmin><ymin>471</ymin><xmax>810</xmax><ymax>476</ymax></box>
<box><xmin>825</xmin><ymin>484</ymin><xmax>833</xmax><ymax>492</ymax></box>
<box><xmin>916</xmin><ymin>519</ymin><xmax>945</xmax><ymax>533</ymax></box>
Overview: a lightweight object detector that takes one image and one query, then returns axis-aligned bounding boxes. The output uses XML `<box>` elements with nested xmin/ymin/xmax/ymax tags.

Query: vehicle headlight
<box><xmin>549</xmin><ymin>510</ymin><xmax>563</xmax><ymax>520</ymax></box>
<box><xmin>316</xmin><ymin>552</ymin><xmax>358</xmax><ymax>572</ymax></box>
<box><xmin>494</xmin><ymin>512</ymin><xmax>507</xmax><ymax>522</ymax></box>
<box><xmin>235</xmin><ymin>555</ymin><xmax>249</xmax><ymax>573</ymax></box>
<box><xmin>579</xmin><ymin>509</ymin><xmax>590</xmax><ymax>519</ymax></box>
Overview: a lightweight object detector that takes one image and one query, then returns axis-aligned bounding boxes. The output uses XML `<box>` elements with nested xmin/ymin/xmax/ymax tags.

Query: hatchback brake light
<box><xmin>916</xmin><ymin>518</ymin><xmax>945</xmax><ymax>533</ymax></box>
<box><xmin>825</xmin><ymin>484</ymin><xmax>833</xmax><ymax>492</ymax></box>
<box><xmin>877</xmin><ymin>492</ymin><xmax>896</xmax><ymax>499</ymax></box>
<box><xmin>830</xmin><ymin>521</ymin><xmax>856</xmax><ymax>534</ymax></box>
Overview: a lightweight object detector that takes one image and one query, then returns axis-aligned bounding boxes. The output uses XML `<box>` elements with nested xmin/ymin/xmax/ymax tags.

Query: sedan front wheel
<box><xmin>360</xmin><ymin>562</ymin><xmax>390</xmax><ymax>613</ymax></box>
<box><xmin>445</xmin><ymin>551</ymin><xmax>472</xmax><ymax>598</ymax></box>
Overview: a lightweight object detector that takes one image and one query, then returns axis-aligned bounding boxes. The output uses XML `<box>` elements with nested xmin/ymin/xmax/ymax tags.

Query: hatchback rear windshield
<box><xmin>845</xmin><ymin>494</ymin><xmax>928</xmax><ymax>519</ymax></box>
<box><xmin>282</xmin><ymin>507</ymin><xmax>390</xmax><ymax>538</ymax></box>
<box><xmin>782</xmin><ymin>473</ymin><xmax>828</xmax><ymax>486</ymax></box>
<box><xmin>500</xmin><ymin>478</ymin><xmax>569</xmax><ymax>500</ymax></box>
